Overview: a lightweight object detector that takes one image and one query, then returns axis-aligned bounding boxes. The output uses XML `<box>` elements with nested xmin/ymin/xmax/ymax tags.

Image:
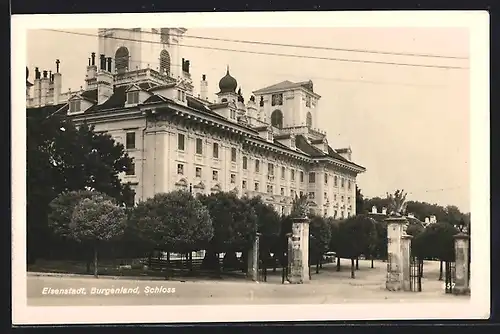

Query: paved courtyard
<box><xmin>27</xmin><ymin>259</ymin><xmax>470</xmax><ymax>306</ymax></box>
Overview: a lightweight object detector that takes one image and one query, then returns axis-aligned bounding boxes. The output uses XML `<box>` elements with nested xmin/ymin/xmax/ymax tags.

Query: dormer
<box><xmin>336</xmin><ymin>147</ymin><xmax>352</xmax><ymax>161</ymax></box>
<box><xmin>274</xmin><ymin>133</ymin><xmax>296</xmax><ymax>149</ymax></box>
<box><xmin>125</xmin><ymin>84</ymin><xmax>151</xmax><ymax>107</ymax></box>
<box><xmin>311</xmin><ymin>137</ymin><xmax>329</xmax><ymax>154</ymax></box>
<box><xmin>67</xmin><ymin>93</ymin><xmax>94</xmax><ymax>115</ymax></box>
<box><xmin>148</xmin><ymin>83</ymin><xmax>177</xmax><ymax>100</ymax></box>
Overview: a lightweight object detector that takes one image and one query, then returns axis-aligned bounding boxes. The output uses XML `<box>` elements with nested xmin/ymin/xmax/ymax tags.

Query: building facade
<box><xmin>26</xmin><ymin>27</ymin><xmax>366</xmax><ymax>218</ymax></box>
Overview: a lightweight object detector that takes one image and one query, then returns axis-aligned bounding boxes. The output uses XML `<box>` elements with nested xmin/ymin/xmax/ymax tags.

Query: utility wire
<box><xmin>44</xmin><ymin>29</ymin><xmax>469</xmax><ymax>70</ymax></box>
<box><xmin>141</xmin><ymin>29</ymin><xmax>469</xmax><ymax>60</ymax></box>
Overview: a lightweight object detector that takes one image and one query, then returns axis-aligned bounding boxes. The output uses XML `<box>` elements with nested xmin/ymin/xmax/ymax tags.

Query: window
<box><xmin>115</xmin><ymin>46</ymin><xmax>130</xmax><ymax>74</ymax></box>
<box><xmin>231</xmin><ymin>148</ymin><xmax>237</xmax><ymax>162</ymax></box>
<box><xmin>126</xmin><ymin>132</ymin><xmax>136</xmax><ymax>149</ymax></box>
<box><xmin>267</xmin><ymin>185</ymin><xmax>273</xmax><ymax>194</ymax></box>
<box><xmin>230</xmin><ymin>110</ymin><xmax>236</xmax><ymax>119</ymax></box>
<box><xmin>177</xmin><ymin>90</ymin><xmax>186</xmax><ymax>101</ymax></box>
<box><xmin>300</xmin><ymin>191</ymin><xmax>304</xmax><ymax>197</ymax></box>
<box><xmin>126</xmin><ymin>162</ymin><xmax>135</xmax><ymax>176</ymax></box>
<box><xmin>309</xmin><ymin>172</ymin><xmax>316</xmax><ymax>183</ymax></box>
<box><xmin>341</xmin><ymin>196</ymin><xmax>344</xmax><ymax>202</ymax></box>
<box><xmin>271</xmin><ymin>110</ymin><xmax>284</xmax><ymax>129</ymax></box>
<box><xmin>255</xmin><ymin>159</ymin><xmax>260</xmax><ymax>173</ymax></box>
<box><xmin>306</xmin><ymin>112</ymin><xmax>312</xmax><ymax>128</ymax></box>
<box><xmin>309</xmin><ymin>192</ymin><xmax>315</xmax><ymax>199</ymax></box>
<box><xmin>195</xmin><ymin>167</ymin><xmax>202</xmax><ymax>178</ymax></box>
<box><xmin>324</xmin><ymin>173</ymin><xmax>328</xmax><ymax>185</ymax></box>
<box><xmin>178</xmin><ymin>134</ymin><xmax>185</xmax><ymax>151</ymax></box>
<box><xmin>291</xmin><ymin>169</ymin><xmax>295</xmax><ymax>181</ymax></box>
<box><xmin>334</xmin><ymin>176</ymin><xmax>338</xmax><ymax>187</ymax></box>
<box><xmin>196</xmin><ymin>138</ymin><xmax>203</xmax><ymax>155</ymax></box>
<box><xmin>300</xmin><ymin>171</ymin><xmax>304</xmax><ymax>183</ymax></box>
<box><xmin>348</xmin><ymin>196</ymin><xmax>351</xmax><ymax>203</ymax></box>
<box><xmin>334</xmin><ymin>210</ymin><xmax>338</xmax><ymax>219</ymax></box>
<box><xmin>306</xmin><ymin>96</ymin><xmax>311</xmax><ymax>108</ymax></box>
<box><xmin>230</xmin><ymin>174</ymin><xmax>236</xmax><ymax>184</ymax></box>
<box><xmin>242</xmin><ymin>180</ymin><xmax>247</xmax><ymax>189</ymax></box>
<box><xmin>281</xmin><ymin>166</ymin><xmax>285</xmax><ymax>179</ymax></box>
<box><xmin>243</xmin><ymin>156</ymin><xmax>248</xmax><ymax>170</ymax></box>
<box><xmin>159</xmin><ymin>49</ymin><xmax>171</xmax><ymax>75</ymax></box>
<box><xmin>334</xmin><ymin>194</ymin><xmax>337</xmax><ymax>201</ymax></box>
<box><xmin>212</xmin><ymin>170</ymin><xmax>218</xmax><ymax>181</ymax></box>
<box><xmin>213</xmin><ymin>143</ymin><xmax>219</xmax><ymax>158</ymax></box>
<box><xmin>341</xmin><ymin>178</ymin><xmax>345</xmax><ymax>188</ymax></box>
<box><xmin>127</xmin><ymin>91</ymin><xmax>139</xmax><ymax>104</ymax></box>
<box><xmin>281</xmin><ymin>188</ymin><xmax>285</xmax><ymax>196</ymax></box>
<box><xmin>271</xmin><ymin>93</ymin><xmax>283</xmax><ymax>106</ymax></box>
<box><xmin>268</xmin><ymin>163</ymin><xmax>274</xmax><ymax>176</ymax></box>
<box><xmin>348</xmin><ymin>180</ymin><xmax>352</xmax><ymax>190</ymax></box>
<box><xmin>69</xmin><ymin>100</ymin><xmax>81</xmax><ymax>113</ymax></box>
<box><xmin>177</xmin><ymin>164</ymin><xmax>184</xmax><ymax>175</ymax></box>
<box><xmin>324</xmin><ymin>192</ymin><xmax>328</xmax><ymax>200</ymax></box>
<box><xmin>255</xmin><ymin>182</ymin><xmax>259</xmax><ymax>191</ymax></box>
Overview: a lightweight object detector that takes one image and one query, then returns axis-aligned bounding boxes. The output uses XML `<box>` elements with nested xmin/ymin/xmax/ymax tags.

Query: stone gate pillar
<box><xmin>385</xmin><ymin>217</ymin><xmax>408</xmax><ymax>291</ymax></box>
<box><xmin>453</xmin><ymin>232</ymin><xmax>471</xmax><ymax>295</ymax></box>
<box><xmin>247</xmin><ymin>232</ymin><xmax>261</xmax><ymax>281</ymax></box>
<box><xmin>401</xmin><ymin>234</ymin><xmax>413</xmax><ymax>291</ymax></box>
<box><xmin>288</xmin><ymin>217</ymin><xmax>310</xmax><ymax>284</ymax></box>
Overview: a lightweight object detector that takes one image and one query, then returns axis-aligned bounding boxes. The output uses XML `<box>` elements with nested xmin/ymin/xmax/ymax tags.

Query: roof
<box><xmin>253</xmin><ymin>126</ymin><xmax>269</xmax><ymax>132</ymax></box>
<box><xmin>147</xmin><ymin>83</ymin><xmax>176</xmax><ymax>92</ymax></box>
<box><xmin>310</xmin><ymin>138</ymin><xmax>324</xmax><ymax>145</ymax></box>
<box><xmin>273</xmin><ymin>133</ymin><xmax>291</xmax><ymax>140</ymax></box>
<box><xmin>81</xmin><ymin>89</ymin><xmax>98</xmax><ymax>103</ymax></box>
<box><xmin>86</xmin><ymin>86</ymin><xmax>127</xmax><ymax>113</ymax></box>
<box><xmin>336</xmin><ymin>147</ymin><xmax>351</xmax><ymax>153</ymax></box>
<box><xmin>252</xmin><ymin>80</ymin><xmax>319</xmax><ymax>96</ymax></box>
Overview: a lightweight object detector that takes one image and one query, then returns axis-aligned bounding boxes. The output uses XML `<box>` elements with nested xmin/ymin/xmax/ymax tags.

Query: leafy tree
<box><xmin>363</xmin><ymin>196</ymin><xmax>391</xmax><ymax>214</ymax></box>
<box><xmin>129</xmin><ymin>191</ymin><xmax>214</xmax><ymax>253</ymax></box>
<box><xmin>309</xmin><ymin>215</ymin><xmax>332</xmax><ymax>273</ymax></box>
<box><xmin>355</xmin><ymin>186</ymin><xmax>364</xmax><ymax>215</ymax></box>
<box><xmin>412</xmin><ymin>222</ymin><xmax>459</xmax><ymax>262</ymax></box>
<box><xmin>406</xmin><ymin>223</ymin><xmax>425</xmax><ymax>237</ymax></box>
<box><xmin>69</xmin><ymin>193</ymin><xmax>127</xmax><ymax>277</ymax></box>
<box><xmin>336</xmin><ymin>215</ymin><xmax>378</xmax><ymax>278</ymax></box>
<box><xmin>27</xmin><ymin>112</ymin><xmax>133</xmax><ymax>264</ymax></box>
<box><xmin>198</xmin><ymin>192</ymin><xmax>257</xmax><ymax>271</ymax></box>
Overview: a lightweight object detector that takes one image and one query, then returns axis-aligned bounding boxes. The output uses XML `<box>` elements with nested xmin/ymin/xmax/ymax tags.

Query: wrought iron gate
<box><xmin>409</xmin><ymin>256</ymin><xmax>422</xmax><ymax>292</ymax></box>
<box><xmin>445</xmin><ymin>261</ymin><xmax>456</xmax><ymax>294</ymax></box>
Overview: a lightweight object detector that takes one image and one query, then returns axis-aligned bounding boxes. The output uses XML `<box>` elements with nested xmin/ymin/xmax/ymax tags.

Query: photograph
<box><xmin>12</xmin><ymin>11</ymin><xmax>490</xmax><ymax>325</ymax></box>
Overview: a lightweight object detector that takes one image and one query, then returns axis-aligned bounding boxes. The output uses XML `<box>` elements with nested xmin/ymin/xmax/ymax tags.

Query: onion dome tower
<box><xmin>216</xmin><ymin>66</ymin><xmax>239</xmax><ymax>103</ymax></box>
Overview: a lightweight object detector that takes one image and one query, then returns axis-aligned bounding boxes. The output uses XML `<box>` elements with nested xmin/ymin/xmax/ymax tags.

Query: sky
<box><xmin>26</xmin><ymin>27</ymin><xmax>470</xmax><ymax>212</ymax></box>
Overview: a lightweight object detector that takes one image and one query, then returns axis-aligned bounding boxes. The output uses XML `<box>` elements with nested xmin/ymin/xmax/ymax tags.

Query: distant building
<box><xmin>26</xmin><ymin>27</ymin><xmax>366</xmax><ymax>218</ymax></box>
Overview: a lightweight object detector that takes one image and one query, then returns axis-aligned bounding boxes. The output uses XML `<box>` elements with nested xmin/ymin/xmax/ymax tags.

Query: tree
<box><xmin>48</xmin><ymin>190</ymin><xmax>116</xmax><ymax>271</ymax></box>
<box><xmin>363</xmin><ymin>196</ymin><xmax>391</xmax><ymax>214</ymax></box>
<box><xmin>309</xmin><ymin>215</ymin><xmax>332</xmax><ymax>273</ymax></box>
<box><xmin>130</xmin><ymin>191</ymin><xmax>214</xmax><ymax>253</ymax></box>
<box><xmin>198</xmin><ymin>192</ymin><xmax>257</xmax><ymax>271</ymax></box>
<box><xmin>336</xmin><ymin>215</ymin><xmax>378</xmax><ymax>278</ymax></box>
<box><xmin>244</xmin><ymin>196</ymin><xmax>281</xmax><ymax>272</ymax></box>
<box><xmin>355</xmin><ymin>186</ymin><xmax>364</xmax><ymax>215</ymax></box>
<box><xmin>68</xmin><ymin>193</ymin><xmax>127</xmax><ymax>277</ymax></box>
<box><xmin>412</xmin><ymin>222</ymin><xmax>458</xmax><ymax>262</ymax></box>
<box><xmin>27</xmin><ymin>112</ymin><xmax>133</xmax><ymax>264</ymax></box>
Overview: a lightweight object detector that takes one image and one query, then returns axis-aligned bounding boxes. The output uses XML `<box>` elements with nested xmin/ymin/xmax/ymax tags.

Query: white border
<box><xmin>12</xmin><ymin>11</ymin><xmax>490</xmax><ymax>324</ymax></box>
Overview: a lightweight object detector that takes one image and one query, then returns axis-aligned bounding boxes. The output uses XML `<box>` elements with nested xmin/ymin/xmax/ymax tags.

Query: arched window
<box><xmin>159</xmin><ymin>49</ymin><xmax>171</xmax><ymax>75</ymax></box>
<box><xmin>115</xmin><ymin>46</ymin><xmax>130</xmax><ymax>74</ymax></box>
<box><xmin>271</xmin><ymin>109</ymin><xmax>283</xmax><ymax>129</ymax></box>
<box><xmin>306</xmin><ymin>112</ymin><xmax>312</xmax><ymax>128</ymax></box>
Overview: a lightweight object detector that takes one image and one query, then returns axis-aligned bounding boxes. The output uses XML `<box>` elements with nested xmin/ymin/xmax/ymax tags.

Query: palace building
<box><xmin>26</xmin><ymin>27</ymin><xmax>366</xmax><ymax>218</ymax></box>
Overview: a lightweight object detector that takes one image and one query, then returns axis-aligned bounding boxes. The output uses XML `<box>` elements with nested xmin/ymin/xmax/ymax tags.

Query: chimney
<box><xmin>33</xmin><ymin>67</ymin><xmax>41</xmax><ymax>106</ymax></box>
<box><xmin>371</xmin><ymin>206</ymin><xmax>377</xmax><ymax>214</ymax></box>
<box><xmin>407</xmin><ymin>212</ymin><xmax>414</xmax><ymax>218</ymax></box>
<box><xmin>40</xmin><ymin>70</ymin><xmax>50</xmax><ymax>106</ymax></box>
<box><xmin>99</xmin><ymin>54</ymin><xmax>106</xmax><ymax>71</ymax></box>
<box><xmin>200</xmin><ymin>74</ymin><xmax>208</xmax><ymax>100</ymax></box>
<box><xmin>425</xmin><ymin>217</ymin><xmax>430</xmax><ymax>224</ymax></box>
<box><xmin>53</xmin><ymin>60</ymin><xmax>62</xmax><ymax>105</ymax></box>
<box><xmin>97</xmin><ymin>55</ymin><xmax>113</xmax><ymax>105</ymax></box>
<box><xmin>85</xmin><ymin>53</ymin><xmax>98</xmax><ymax>90</ymax></box>
<box><xmin>381</xmin><ymin>207</ymin><xmax>387</xmax><ymax>215</ymax></box>
<box><xmin>430</xmin><ymin>215</ymin><xmax>437</xmax><ymax>224</ymax></box>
